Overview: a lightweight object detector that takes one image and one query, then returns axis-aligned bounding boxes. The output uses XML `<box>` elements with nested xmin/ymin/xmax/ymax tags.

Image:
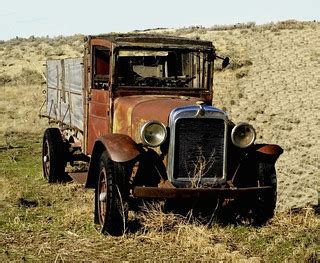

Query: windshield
<box><xmin>116</xmin><ymin>49</ymin><xmax>212</xmax><ymax>89</ymax></box>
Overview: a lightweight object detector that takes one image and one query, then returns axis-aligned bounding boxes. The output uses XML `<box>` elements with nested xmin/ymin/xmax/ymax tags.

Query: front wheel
<box><xmin>94</xmin><ymin>151</ymin><xmax>130</xmax><ymax>236</ymax></box>
<box><xmin>252</xmin><ymin>162</ymin><xmax>277</xmax><ymax>225</ymax></box>
<box><xmin>232</xmin><ymin>162</ymin><xmax>277</xmax><ymax>225</ymax></box>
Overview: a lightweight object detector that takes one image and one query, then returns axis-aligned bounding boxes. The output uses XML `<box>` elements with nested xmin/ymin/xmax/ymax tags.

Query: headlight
<box><xmin>140</xmin><ymin>121</ymin><xmax>167</xmax><ymax>147</ymax></box>
<box><xmin>231</xmin><ymin>122</ymin><xmax>256</xmax><ymax>148</ymax></box>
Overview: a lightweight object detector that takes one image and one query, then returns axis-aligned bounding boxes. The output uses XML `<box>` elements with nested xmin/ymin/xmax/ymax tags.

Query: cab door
<box><xmin>86</xmin><ymin>43</ymin><xmax>112</xmax><ymax>154</ymax></box>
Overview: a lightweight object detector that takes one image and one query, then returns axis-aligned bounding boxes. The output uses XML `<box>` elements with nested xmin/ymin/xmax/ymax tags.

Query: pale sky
<box><xmin>0</xmin><ymin>0</ymin><xmax>319</xmax><ymax>40</ymax></box>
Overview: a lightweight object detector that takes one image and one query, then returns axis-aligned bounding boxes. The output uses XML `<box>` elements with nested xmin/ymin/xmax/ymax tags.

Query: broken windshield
<box><xmin>116</xmin><ymin>49</ymin><xmax>212</xmax><ymax>89</ymax></box>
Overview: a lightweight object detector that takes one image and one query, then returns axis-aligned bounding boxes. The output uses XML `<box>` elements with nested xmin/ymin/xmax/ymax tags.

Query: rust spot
<box><xmin>256</xmin><ymin>144</ymin><xmax>283</xmax><ymax>156</ymax></box>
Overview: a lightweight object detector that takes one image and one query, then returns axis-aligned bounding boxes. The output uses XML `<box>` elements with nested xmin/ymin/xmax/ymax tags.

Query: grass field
<box><xmin>0</xmin><ymin>20</ymin><xmax>319</xmax><ymax>261</ymax></box>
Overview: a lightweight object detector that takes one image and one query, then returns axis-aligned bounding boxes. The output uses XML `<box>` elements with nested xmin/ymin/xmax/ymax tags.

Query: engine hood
<box><xmin>113</xmin><ymin>95</ymin><xmax>201</xmax><ymax>142</ymax></box>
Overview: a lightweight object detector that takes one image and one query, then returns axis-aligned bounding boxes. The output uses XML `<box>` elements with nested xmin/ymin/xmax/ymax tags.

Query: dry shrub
<box><xmin>175</xmin><ymin>26</ymin><xmax>207</xmax><ymax>35</ymax></box>
<box><xmin>16</xmin><ymin>68</ymin><xmax>44</xmax><ymax>85</ymax></box>
<box><xmin>236</xmin><ymin>69</ymin><xmax>249</xmax><ymax>79</ymax></box>
<box><xmin>253</xmin><ymin>20</ymin><xmax>311</xmax><ymax>33</ymax></box>
<box><xmin>0</xmin><ymin>69</ymin><xmax>44</xmax><ymax>86</ymax></box>
<box><xmin>0</xmin><ymin>85</ymin><xmax>47</xmax><ymax>135</ymax></box>
<box><xmin>134</xmin><ymin>202</ymin><xmax>260</xmax><ymax>262</ymax></box>
<box><xmin>138</xmin><ymin>202</ymin><xmax>186</xmax><ymax>233</ymax></box>
<box><xmin>274</xmin><ymin>20</ymin><xmax>306</xmax><ymax>30</ymax></box>
<box><xmin>0</xmin><ymin>73</ymin><xmax>12</xmax><ymax>86</ymax></box>
<box><xmin>208</xmin><ymin>22</ymin><xmax>256</xmax><ymax>31</ymax></box>
<box><xmin>230</xmin><ymin>59</ymin><xmax>253</xmax><ymax>70</ymax></box>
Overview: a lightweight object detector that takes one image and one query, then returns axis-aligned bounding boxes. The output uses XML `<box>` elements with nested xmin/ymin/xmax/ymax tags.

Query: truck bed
<box><xmin>45</xmin><ymin>58</ymin><xmax>84</xmax><ymax>132</ymax></box>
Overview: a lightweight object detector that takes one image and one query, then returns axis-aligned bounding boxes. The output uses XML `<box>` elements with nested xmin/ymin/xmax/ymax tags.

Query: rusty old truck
<box><xmin>41</xmin><ymin>34</ymin><xmax>283</xmax><ymax>235</ymax></box>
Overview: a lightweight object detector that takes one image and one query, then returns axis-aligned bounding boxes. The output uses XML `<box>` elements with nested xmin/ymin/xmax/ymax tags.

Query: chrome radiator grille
<box><xmin>173</xmin><ymin>118</ymin><xmax>225</xmax><ymax>180</ymax></box>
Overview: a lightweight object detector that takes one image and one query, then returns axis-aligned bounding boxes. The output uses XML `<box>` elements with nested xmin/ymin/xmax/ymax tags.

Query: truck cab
<box><xmin>41</xmin><ymin>34</ymin><xmax>283</xmax><ymax>236</ymax></box>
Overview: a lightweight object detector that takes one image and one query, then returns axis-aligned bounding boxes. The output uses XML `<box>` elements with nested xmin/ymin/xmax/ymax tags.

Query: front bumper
<box><xmin>133</xmin><ymin>186</ymin><xmax>272</xmax><ymax>199</ymax></box>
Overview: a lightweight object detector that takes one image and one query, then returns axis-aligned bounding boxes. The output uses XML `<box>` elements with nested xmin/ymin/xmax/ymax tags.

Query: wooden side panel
<box><xmin>46</xmin><ymin>58</ymin><xmax>84</xmax><ymax>131</ymax></box>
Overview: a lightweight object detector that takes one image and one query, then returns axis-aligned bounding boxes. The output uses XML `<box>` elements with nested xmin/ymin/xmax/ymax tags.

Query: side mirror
<box><xmin>222</xmin><ymin>57</ymin><xmax>230</xmax><ymax>68</ymax></box>
<box><xmin>213</xmin><ymin>54</ymin><xmax>230</xmax><ymax>68</ymax></box>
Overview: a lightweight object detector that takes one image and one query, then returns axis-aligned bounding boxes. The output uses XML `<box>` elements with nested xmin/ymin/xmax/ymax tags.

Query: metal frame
<box><xmin>133</xmin><ymin>186</ymin><xmax>273</xmax><ymax>199</ymax></box>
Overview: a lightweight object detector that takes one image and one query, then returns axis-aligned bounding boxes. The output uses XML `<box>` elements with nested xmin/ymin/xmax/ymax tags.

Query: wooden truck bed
<box><xmin>44</xmin><ymin>58</ymin><xmax>84</xmax><ymax>132</ymax></box>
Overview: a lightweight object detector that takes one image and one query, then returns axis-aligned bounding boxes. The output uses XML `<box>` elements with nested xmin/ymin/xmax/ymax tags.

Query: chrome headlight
<box><xmin>231</xmin><ymin>122</ymin><xmax>256</xmax><ymax>148</ymax></box>
<box><xmin>140</xmin><ymin>121</ymin><xmax>167</xmax><ymax>147</ymax></box>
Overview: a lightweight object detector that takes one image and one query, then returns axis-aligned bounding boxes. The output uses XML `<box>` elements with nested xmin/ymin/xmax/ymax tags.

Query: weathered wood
<box><xmin>46</xmin><ymin>58</ymin><xmax>84</xmax><ymax>131</ymax></box>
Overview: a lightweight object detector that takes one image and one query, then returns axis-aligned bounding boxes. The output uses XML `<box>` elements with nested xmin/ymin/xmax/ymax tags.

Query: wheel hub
<box><xmin>99</xmin><ymin>192</ymin><xmax>107</xmax><ymax>202</ymax></box>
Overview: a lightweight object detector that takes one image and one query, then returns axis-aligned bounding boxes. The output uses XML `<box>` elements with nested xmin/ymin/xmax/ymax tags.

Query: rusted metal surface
<box><xmin>256</xmin><ymin>144</ymin><xmax>283</xmax><ymax>156</ymax></box>
<box><xmin>97</xmin><ymin>133</ymin><xmax>141</xmax><ymax>162</ymax></box>
<box><xmin>87</xmin><ymin>89</ymin><xmax>110</xmax><ymax>154</ymax></box>
<box><xmin>90</xmin><ymin>34</ymin><xmax>215</xmax><ymax>51</ymax></box>
<box><xmin>133</xmin><ymin>186</ymin><xmax>273</xmax><ymax>199</ymax></box>
<box><xmin>89</xmin><ymin>37</ymin><xmax>113</xmax><ymax>49</ymax></box>
<box><xmin>69</xmin><ymin>172</ymin><xmax>88</xmax><ymax>185</ymax></box>
<box><xmin>113</xmin><ymin>95</ymin><xmax>201</xmax><ymax>141</ymax></box>
<box><xmin>113</xmin><ymin>89</ymin><xmax>212</xmax><ymax>102</ymax></box>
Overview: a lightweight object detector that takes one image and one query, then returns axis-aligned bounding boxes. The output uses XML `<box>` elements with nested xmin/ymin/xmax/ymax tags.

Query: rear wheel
<box><xmin>42</xmin><ymin>128</ymin><xmax>66</xmax><ymax>183</ymax></box>
<box><xmin>95</xmin><ymin>151</ymin><xmax>130</xmax><ymax>236</ymax></box>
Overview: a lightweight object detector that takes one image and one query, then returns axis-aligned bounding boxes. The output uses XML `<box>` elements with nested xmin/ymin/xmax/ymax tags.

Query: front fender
<box><xmin>231</xmin><ymin>144</ymin><xmax>283</xmax><ymax>185</ymax></box>
<box><xmin>97</xmin><ymin>133</ymin><xmax>141</xmax><ymax>163</ymax></box>
<box><xmin>252</xmin><ymin>144</ymin><xmax>283</xmax><ymax>163</ymax></box>
<box><xmin>85</xmin><ymin>134</ymin><xmax>141</xmax><ymax>188</ymax></box>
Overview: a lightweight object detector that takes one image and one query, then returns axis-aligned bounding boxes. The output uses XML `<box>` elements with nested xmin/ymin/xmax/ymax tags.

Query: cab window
<box><xmin>93</xmin><ymin>46</ymin><xmax>110</xmax><ymax>89</ymax></box>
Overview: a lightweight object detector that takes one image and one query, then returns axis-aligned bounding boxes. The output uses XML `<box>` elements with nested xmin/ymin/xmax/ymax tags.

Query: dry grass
<box><xmin>0</xmin><ymin>85</ymin><xmax>47</xmax><ymax>141</ymax></box>
<box><xmin>137</xmin><ymin>204</ymin><xmax>319</xmax><ymax>262</ymax></box>
<box><xmin>0</xmin><ymin>35</ymin><xmax>83</xmax><ymax>86</ymax></box>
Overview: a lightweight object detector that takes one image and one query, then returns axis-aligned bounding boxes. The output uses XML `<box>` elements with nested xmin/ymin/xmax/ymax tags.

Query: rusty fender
<box><xmin>85</xmin><ymin>134</ymin><xmax>141</xmax><ymax>188</ymax></box>
<box><xmin>252</xmin><ymin>144</ymin><xmax>283</xmax><ymax>162</ymax></box>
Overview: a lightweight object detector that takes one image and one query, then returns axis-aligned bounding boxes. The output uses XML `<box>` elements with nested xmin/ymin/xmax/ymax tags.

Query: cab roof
<box><xmin>85</xmin><ymin>34</ymin><xmax>215</xmax><ymax>51</ymax></box>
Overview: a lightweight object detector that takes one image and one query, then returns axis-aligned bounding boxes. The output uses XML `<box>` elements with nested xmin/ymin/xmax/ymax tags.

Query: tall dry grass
<box><xmin>0</xmin><ymin>85</ymin><xmax>47</xmax><ymax>142</ymax></box>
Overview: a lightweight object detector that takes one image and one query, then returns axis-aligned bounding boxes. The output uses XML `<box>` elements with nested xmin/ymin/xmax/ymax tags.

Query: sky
<box><xmin>0</xmin><ymin>0</ymin><xmax>319</xmax><ymax>40</ymax></box>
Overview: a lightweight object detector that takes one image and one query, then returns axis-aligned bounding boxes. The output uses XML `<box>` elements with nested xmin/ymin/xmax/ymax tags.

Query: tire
<box><xmin>42</xmin><ymin>128</ymin><xmax>66</xmax><ymax>183</ymax></box>
<box><xmin>94</xmin><ymin>151</ymin><xmax>130</xmax><ymax>236</ymax></box>
<box><xmin>252</xmin><ymin>162</ymin><xmax>277</xmax><ymax>225</ymax></box>
<box><xmin>232</xmin><ymin>162</ymin><xmax>277</xmax><ymax>225</ymax></box>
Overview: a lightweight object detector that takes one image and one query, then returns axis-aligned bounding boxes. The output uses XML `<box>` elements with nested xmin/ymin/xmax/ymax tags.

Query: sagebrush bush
<box><xmin>0</xmin><ymin>73</ymin><xmax>12</xmax><ymax>86</ymax></box>
<box><xmin>1</xmin><ymin>68</ymin><xmax>44</xmax><ymax>86</ymax></box>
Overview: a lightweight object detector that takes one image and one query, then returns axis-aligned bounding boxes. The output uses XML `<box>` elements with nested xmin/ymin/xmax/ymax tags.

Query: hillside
<box><xmin>0</xmin><ymin>21</ymin><xmax>319</xmax><ymax>210</ymax></box>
